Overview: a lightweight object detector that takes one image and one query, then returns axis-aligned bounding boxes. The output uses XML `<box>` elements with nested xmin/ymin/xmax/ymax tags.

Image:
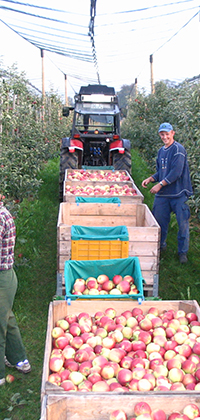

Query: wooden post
<box><xmin>135</xmin><ymin>78</ymin><xmax>138</xmax><ymax>97</ymax></box>
<box><xmin>150</xmin><ymin>54</ymin><xmax>155</xmax><ymax>94</ymax></box>
<box><xmin>64</xmin><ymin>74</ymin><xmax>68</xmax><ymax>106</ymax></box>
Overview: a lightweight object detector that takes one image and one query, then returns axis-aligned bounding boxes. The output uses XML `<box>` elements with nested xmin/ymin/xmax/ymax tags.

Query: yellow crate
<box><xmin>71</xmin><ymin>239</ymin><xmax>129</xmax><ymax>260</ymax></box>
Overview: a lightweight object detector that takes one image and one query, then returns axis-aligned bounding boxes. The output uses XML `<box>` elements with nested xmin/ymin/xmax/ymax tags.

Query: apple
<box><xmin>186</xmin><ymin>312</ymin><xmax>198</xmax><ymax>323</ymax></box>
<box><xmin>132</xmin><ymin>341</ymin><xmax>146</xmax><ymax>352</ymax></box>
<box><xmin>131</xmin><ymin>357</ymin><xmax>146</xmax><ymax>369</ymax></box>
<box><xmin>110</xmin><ymin>410</ymin><xmax>127</xmax><ymax>420</ymax></box>
<box><xmin>116</xmin><ymin>339</ymin><xmax>132</xmax><ymax>353</ymax></box>
<box><xmin>115</xmin><ymin>315</ymin><xmax>127</xmax><ymax>326</ymax></box>
<box><xmin>182</xmin><ymin>373</ymin><xmax>197</xmax><ymax>386</ymax></box>
<box><xmin>51</xmin><ymin>326</ymin><xmax>65</xmax><ymax>339</ymax></box>
<box><xmin>101</xmin><ymin>364</ymin><xmax>115</xmax><ymax>379</ymax></box>
<box><xmin>6</xmin><ymin>374</ymin><xmax>15</xmax><ymax>383</ymax></box>
<box><xmin>74</xmin><ymin>348</ymin><xmax>90</xmax><ymax>363</ymax></box>
<box><xmin>168</xmin><ymin>367</ymin><xmax>185</xmax><ymax>382</ymax></box>
<box><xmin>112</xmin><ymin>274</ymin><xmax>123</xmax><ymax>285</ymax></box>
<box><xmin>92</xmin><ymin>381</ymin><xmax>110</xmax><ymax>392</ymax></box>
<box><xmin>120</xmin><ymin>355</ymin><xmax>133</xmax><ymax>369</ymax></box>
<box><xmin>151</xmin><ymin>409</ymin><xmax>167</xmax><ymax>420</ymax></box>
<box><xmin>126</xmin><ymin>316</ymin><xmax>138</xmax><ymax>328</ymax></box>
<box><xmin>60</xmin><ymin>379</ymin><xmax>77</xmax><ymax>391</ymax></box>
<box><xmin>86</xmin><ymin>277</ymin><xmax>98</xmax><ymax>289</ymax></box>
<box><xmin>138</xmin><ymin>330</ymin><xmax>152</xmax><ymax>345</ymax></box>
<box><xmin>56</xmin><ymin>319</ymin><xmax>69</xmax><ymax>331</ymax></box>
<box><xmin>60</xmin><ymin>369</ymin><xmax>70</xmax><ymax>382</ymax></box>
<box><xmin>105</xmin><ymin>307</ymin><xmax>116</xmax><ymax>319</ymax></box>
<box><xmin>107</xmin><ymin>346</ymin><xmax>125</xmax><ymax>362</ymax></box>
<box><xmin>117</xmin><ymin>368</ymin><xmax>133</xmax><ymax>385</ymax></box>
<box><xmin>173</xmin><ymin>331</ymin><xmax>188</xmax><ymax>344</ymax></box>
<box><xmin>183</xmin><ymin>405</ymin><xmax>200</xmax><ymax>420</ymax></box>
<box><xmin>193</xmin><ymin>342</ymin><xmax>200</xmax><ymax>355</ymax></box>
<box><xmin>117</xmin><ymin>280</ymin><xmax>131</xmax><ymax>294</ymax></box>
<box><xmin>137</xmin><ymin>378</ymin><xmax>152</xmax><ymax>391</ymax></box>
<box><xmin>182</xmin><ymin>359</ymin><xmax>196</xmax><ymax>374</ymax></box>
<box><xmin>69</xmin><ymin>323</ymin><xmax>81</xmax><ymax>337</ymax></box>
<box><xmin>97</xmin><ymin>274</ymin><xmax>109</xmax><ymax>284</ymax></box>
<box><xmin>49</xmin><ymin>356</ymin><xmax>64</xmax><ymax>373</ymax></box>
<box><xmin>110</xmin><ymin>329</ymin><xmax>124</xmax><ymax>343</ymax></box>
<box><xmin>132</xmin><ymin>367</ymin><xmax>146</xmax><ymax>380</ymax></box>
<box><xmin>73</xmin><ymin>278</ymin><xmax>86</xmax><ymax>293</ymax></box>
<box><xmin>139</xmin><ymin>318</ymin><xmax>152</xmax><ymax>331</ymax></box>
<box><xmin>92</xmin><ymin>355</ymin><xmax>108</xmax><ymax>369</ymax></box>
<box><xmin>78</xmin><ymin>379</ymin><xmax>93</xmax><ymax>391</ymax></box>
<box><xmin>48</xmin><ymin>372</ymin><xmax>62</xmax><ymax>385</ymax></box>
<box><xmin>152</xmin><ymin>364</ymin><xmax>168</xmax><ymax>378</ymax></box>
<box><xmin>191</xmin><ymin>325</ymin><xmax>200</xmax><ymax>337</ymax></box>
<box><xmin>102</xmin><ymin>280</ymin><xmax>114</xmax><ymax>292</ymax></box>
<box><xmin>134</xmin><ymin>402</ymin><xmax>152</xmax><ymax>416</ymax></box>
<box><xmin>64</xmin><ymin>359</ymin><xmax>79</xmax><ymax>372</ymax></box>
<box><xmin>166</xmin><ymin>358</ymin><xmax>182</xmax><ymax>370</ymax></box>
<box><xmin>70</xmin><ymin>336</ymin><xmax>84</xmax><ymax>349</ymax></box>
<box><xmin>54</xmin><ymin>335</ymin><xmax>70</xmax><ymax>350</ymax></box>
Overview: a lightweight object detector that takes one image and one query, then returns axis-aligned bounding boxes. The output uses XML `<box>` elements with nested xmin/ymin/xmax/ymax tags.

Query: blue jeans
<box><xmin>152</xmin><ymin>194</ymin><xmax>190</xmax><ymax>254</ymax></box>
<box><xmin>0</xmin><ymin>268</ymin><xmax>27</xmax><ymax>378</ymax></box>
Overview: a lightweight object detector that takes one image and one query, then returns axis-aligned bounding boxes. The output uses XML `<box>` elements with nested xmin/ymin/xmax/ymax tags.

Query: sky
<box><xmin>0</xmin><ymin>0</ymin><xmax>200</xmax><ymax>101</ymax></box>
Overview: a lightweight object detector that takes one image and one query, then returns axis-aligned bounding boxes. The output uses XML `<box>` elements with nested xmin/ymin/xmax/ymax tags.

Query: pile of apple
<box><xmin>65</xmin><ymin>184</ymin><xmax>137</xmax><ymax>196</ymax></box>
<box><xmin>48</xmin><ymin>305</ymin><xmax>200</xmax><ymax>393</ymax></box>
<box><xmin>110</xmin><ymin>401</ymin><xmax>200</xmax><ymax>420</ymax></box>
<box><xmin>71</xmin><ymin>274</ymin><xmax>139</xmax><ymax>296</ymax></box>
<box><xmin>67</xmin><ymin>170</ymin><xmax>130</xmax><ymax>182</ymax></box>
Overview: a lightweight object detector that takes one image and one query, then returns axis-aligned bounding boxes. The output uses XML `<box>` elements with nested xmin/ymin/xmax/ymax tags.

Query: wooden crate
<box><xmin>63</xmin><ymin>180</ymin><xmax>144</xmax><ymax>203</ymax></box>
<box><xmin>65</xmin><ymin>168</ymin><xmax>134</xmax><ymax>183</ymax></box>
<box><xmin>57</xmin><ymin>202</ymin><xmax>160</xmax><ymax>295</ymax></box>
<box><xmin>40</xmin><ymin>300</ymin><xmax>200</xmax><ymax>420</ymax></box>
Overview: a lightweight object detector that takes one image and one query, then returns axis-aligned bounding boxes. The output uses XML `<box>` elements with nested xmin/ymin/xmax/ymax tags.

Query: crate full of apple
<box><xmin>41</xmin><ymin>300</ymin><xmax>200</xmax><ymax>420</ymax></box>
<box><xmin>65</xmin><ymin>169</ymin><xmax>133</xmax><ymax>182</ymax></box>
<box><xmin>64</xmin><ymin>257</ymin><xmax>144</xmax><ymax>301</ymax></box>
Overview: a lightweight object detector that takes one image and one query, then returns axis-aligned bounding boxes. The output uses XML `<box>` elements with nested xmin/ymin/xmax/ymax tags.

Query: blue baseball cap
<box><xmin>158</xmin><ymin>123</ymin><xmax>173</xmax><ymax>132</ymax></box>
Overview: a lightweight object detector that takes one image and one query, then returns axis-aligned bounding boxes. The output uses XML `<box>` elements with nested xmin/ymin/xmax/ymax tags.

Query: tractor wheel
<box><xmin>59</xmin><ymin>148</ymin><xmax>79</xmax><ymax>202</ymax></box>
<box><xmin>112</xmin><ymin>149</ymin><xmax>132</xmax><ymax>174</ymax></box>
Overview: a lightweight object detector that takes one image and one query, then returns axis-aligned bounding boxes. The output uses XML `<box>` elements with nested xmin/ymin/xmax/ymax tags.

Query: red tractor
<box><xmin>59</xmin><ymin>84</ymin><xmax>131</xmax><ymax>200</ymax></box>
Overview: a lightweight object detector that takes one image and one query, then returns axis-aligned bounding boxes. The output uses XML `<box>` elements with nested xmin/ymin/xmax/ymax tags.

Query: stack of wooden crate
<box><xmin>57</xmin><ymin>169</ymin><xmax>161</xmax><ymax>297</ymax></box>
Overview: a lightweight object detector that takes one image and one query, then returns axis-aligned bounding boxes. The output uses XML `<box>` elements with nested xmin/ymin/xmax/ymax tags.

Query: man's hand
<box><xmin>141</xmin><ymin>176</ymin><xmax>154</xmax><ymax>188</ymax></box>
<box><xmin>150</xmin><ymin>183</ymin><xmax>163</xmax><ymax>194</ymax></box>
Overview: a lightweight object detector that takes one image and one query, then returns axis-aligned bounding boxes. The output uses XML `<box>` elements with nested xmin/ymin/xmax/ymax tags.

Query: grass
<box><xmin>0</xmin><ymin>154</ymin><xmax>199</xmax><ymax>419</ymax></box>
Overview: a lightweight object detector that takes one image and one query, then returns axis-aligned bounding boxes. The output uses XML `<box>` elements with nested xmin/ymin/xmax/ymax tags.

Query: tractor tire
<box><xmin>112</xmin><ymin>149</ymin><xmax>132</xmax><ymax>174</ymax></box>
<box><xmin>59</xmin><ymin>148</ymin><xmax>79</xmax><ymax>202</ymax></box>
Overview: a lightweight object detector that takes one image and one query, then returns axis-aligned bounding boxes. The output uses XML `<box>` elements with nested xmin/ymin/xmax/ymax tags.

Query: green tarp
<box><xmin>64</xmin><ymin>257</ymin><xmax>144</xmax><ymax>301</ymax></box>
<box><xmin>71</xmin><ymin>225</ymin><xmax>129</xmax><ymax>241</ymax></box>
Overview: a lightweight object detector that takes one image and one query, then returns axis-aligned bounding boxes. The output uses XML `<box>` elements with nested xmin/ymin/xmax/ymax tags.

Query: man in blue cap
<box><xmin>142</xmin><ymin>122</ymin><xmax>193</xmax><ymax>263</ymax></box>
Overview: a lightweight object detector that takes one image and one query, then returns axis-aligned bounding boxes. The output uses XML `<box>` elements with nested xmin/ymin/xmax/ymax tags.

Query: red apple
<box><xmin>60</xmin><ymin>379</ymin><xmax>77</xmax><ymax>391</ymax></box>
<box><xmin>151</xmin><ymin>409</ymin><xmax>167</xmax><ymax>420</ymax></box>
<box><xmin>97</xmin><ymin>274</ymin><xmax>109</xmax><ymax>284</ymax></box>
<box><xmin>110</xmin><ymin>410</ymin><xmax>127</xmax><ymax>420</ymax></box>
<box><xmin>117</xmin><ymin>368</ymin><xmax>133</xmax><ymax>385</ymax></box>
<box><xmin>6</xmin><ymin>374</ymin><xmax>15</xmax><ymax>383</ymax></box>
<box><xmin>133</xmin><ymin>401</ymin><xmax>151</xmax><ymax>417</ymax></box>
<box><xmin>112</xmin><ymin>274</ymin><xmax>123</xmax><ymax>285</ymax></box>
<box><xmin>49</xmin><ymin>356</ymin><xmax>64</xmax><ymax>372</ymax></box>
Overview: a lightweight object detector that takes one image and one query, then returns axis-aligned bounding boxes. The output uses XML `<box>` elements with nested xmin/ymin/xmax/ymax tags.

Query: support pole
<box><xmin>150</xmin><ymin>54</ymin><xmax>155</xmax><ymax>94</ymax></box>
<box><xmin>64</xmin><ymin>74</ymin><xmax>68</xmax><ymax>106</ymax></box>
<box><xmin>41</xmin><ymin>49</ymin><xmax>45</xmax><ymax>98</ymax></box>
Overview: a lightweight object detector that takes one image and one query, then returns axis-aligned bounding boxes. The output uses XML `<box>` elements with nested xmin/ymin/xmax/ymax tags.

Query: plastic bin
<box><xmin>64</xmin><ymin>257</ymin><xmax>144</xmax><ymax>302</ymax></box>
<box><xmin>71</xmin><ymin>225</ymin><xmax>129</xmax><ymax>260</ymax></box>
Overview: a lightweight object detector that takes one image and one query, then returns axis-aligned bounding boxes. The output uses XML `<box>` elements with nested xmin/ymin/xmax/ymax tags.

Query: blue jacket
<box><xmin>152</xmin><ymin>141</ymin><xmax>193</xmax><ymax>197</ymax></box>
